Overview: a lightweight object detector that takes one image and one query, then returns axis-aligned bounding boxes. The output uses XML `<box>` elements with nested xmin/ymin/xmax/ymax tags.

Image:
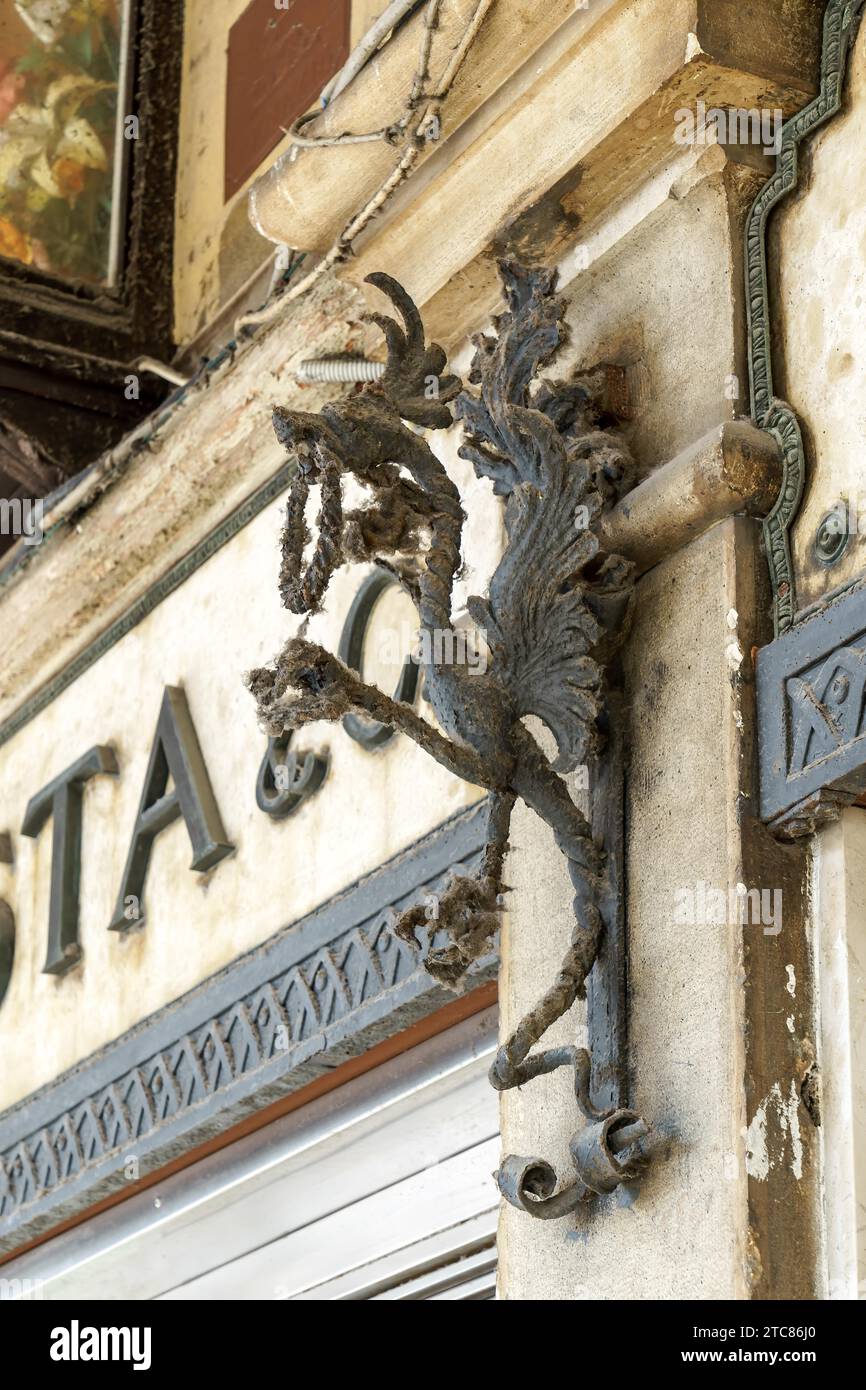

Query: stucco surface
<box><xmin>554</xmin><ymin>162</ymin><xmax>748</xmax><ymax>474</ymax></box>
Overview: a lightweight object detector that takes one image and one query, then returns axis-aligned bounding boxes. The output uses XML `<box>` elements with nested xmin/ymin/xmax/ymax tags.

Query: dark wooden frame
<box><xmin>0</xmin><ymin>0</ymin><xmax>185</xmax><ymax>481</ymax></box>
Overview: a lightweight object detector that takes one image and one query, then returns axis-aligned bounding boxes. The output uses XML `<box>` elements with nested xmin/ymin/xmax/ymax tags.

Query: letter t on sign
<box><xmin>109</xmin><ymin>687</ymin><xmax>234</xmax><ymax>932</ymax></box>
<box><xmin>21</xmin><ymin>747</ymin><xmax>119</xmax><ymax>975</ymax></box>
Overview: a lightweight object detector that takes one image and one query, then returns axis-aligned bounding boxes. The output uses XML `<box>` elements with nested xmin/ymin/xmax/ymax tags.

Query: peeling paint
<box><xmin>745</xmin><ymin>1104</ymin><xmax>769</xmax><ymax>1180</ymax></box>
<box><xmin>746</xmin><ymin>1081</ymin><xmax>805</xmax><ymax>1181</ymax></box>
<box><xmin>786</xmin><ymin>963</ymin><xmax>796</xmax><ymax>997</ymax></box>
<box><xmin>684</xmin><ymin>30</ymin><xmax>704</xmax><ymax>62</ymax></box>
<box><xmin>725</xmin><ymin>640</ymin><xmax>744</xmax><ymax>670</ymax></box>
<box><xmin>779</xmin><ymin>1080</ymin><xmax>804</xmax><ymax>1180</ymax></box>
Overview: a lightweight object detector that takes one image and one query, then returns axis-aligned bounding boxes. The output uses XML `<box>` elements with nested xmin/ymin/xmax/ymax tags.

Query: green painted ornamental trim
<box><xmin>746</xmin><ymin>0</ymin><xmax>866</xmax><ymax>636</ymax></box>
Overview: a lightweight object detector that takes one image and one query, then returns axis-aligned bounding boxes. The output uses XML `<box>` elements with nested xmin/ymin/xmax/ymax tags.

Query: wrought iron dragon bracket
<box><xmin>247</xmin><ymin>261</ymin><xmax>650</xmax><ymax>1219</ymax></box>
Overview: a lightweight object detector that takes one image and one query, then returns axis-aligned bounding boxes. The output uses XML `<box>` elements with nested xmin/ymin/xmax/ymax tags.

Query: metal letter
<box><xmin>21</xmin><ymin>746</ymin><xmax>119</xmax><ymax>975</ymax></box>
<box><xmin>109</xmin><ymin>687</ymin><xmax>233</xmax><ymax>932</ymax></box>
<box><xmin>337</xmin><ymin>570</ymin><xmax>420</xmax><ymax>750</ymax></box>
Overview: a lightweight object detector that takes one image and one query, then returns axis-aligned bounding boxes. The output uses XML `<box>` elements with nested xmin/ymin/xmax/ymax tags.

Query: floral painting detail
<box><xmin>0</xmin><ymin>0</ymin><xmax>127</xmax><ymax>284</ymax></box>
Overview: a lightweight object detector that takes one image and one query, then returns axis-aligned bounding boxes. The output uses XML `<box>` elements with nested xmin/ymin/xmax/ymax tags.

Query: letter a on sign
<box><xmin>109</xmin><ymin>687</ymin><xmax>233</xmax><ymax>932</ymax></box>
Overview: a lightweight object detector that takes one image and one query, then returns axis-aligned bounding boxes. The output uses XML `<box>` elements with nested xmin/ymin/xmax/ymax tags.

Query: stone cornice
<box><xmin>254</xmin><ymin>0</ymin><xmax>821</xmax><ymax>350</ymax></box>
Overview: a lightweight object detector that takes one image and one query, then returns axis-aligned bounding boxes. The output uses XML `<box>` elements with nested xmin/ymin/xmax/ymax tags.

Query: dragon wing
<box><xmin>457</xmin><ymin>262</ymin><xmax>634</xmax><ymax>772</ymax></box>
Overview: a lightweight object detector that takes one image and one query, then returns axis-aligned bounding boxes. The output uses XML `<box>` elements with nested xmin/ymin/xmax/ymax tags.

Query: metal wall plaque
<box><xmin>757</xmin><ymin>580</ymin><xmax>866</xmax><ymax>835</ymax></box>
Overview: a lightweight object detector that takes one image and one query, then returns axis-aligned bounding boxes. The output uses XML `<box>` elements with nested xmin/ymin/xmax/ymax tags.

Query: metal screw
<box><xmin>814</xmin><ymin>503</ymin><xmax>850</xmax><ymax>567</ymax></box>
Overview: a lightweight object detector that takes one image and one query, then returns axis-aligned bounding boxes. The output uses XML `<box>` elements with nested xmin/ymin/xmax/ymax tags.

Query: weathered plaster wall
<box><xmin>768</xmin><ymin>37</ymin><xmax>866</xmax><ymax>1300</ymax></box>
<box><xmin>332</xmin><ymin>0</ymin><xmax>817</xmax><ymax>354</ymax></box>
<box><xmin>776</xmin><ymin>21</ymin><xmax>866</xmax><ymax>613</ymax></box>
<box><xmin>552</xmin><ymin>152</ymin><xmax>757</xmax><ymax>473</ymax></box>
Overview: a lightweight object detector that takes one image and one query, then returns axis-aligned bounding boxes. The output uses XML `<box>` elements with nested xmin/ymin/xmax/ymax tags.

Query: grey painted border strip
<box><xmin>0</xmin><ymin>800</ymin><xmax>491</xmax><ymax>1250</ymax></box>
<box><xmin>0</xmin><ymin>464</ymin><xmax>292</xmax><ymax>752</ymax></box>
